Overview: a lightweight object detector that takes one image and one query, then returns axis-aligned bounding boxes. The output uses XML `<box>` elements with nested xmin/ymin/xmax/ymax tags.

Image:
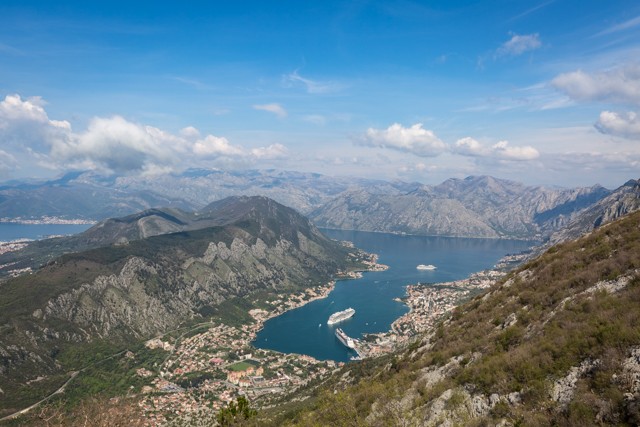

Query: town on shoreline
<box><xmin>0</xmin><ymin>216</ymin><xmax>96</xmax><ymax>225</ymax></box>
<box><xmin>134</xmin><ymin>246</ymin><xmax>528</xmax><ymax>424</ymax></box>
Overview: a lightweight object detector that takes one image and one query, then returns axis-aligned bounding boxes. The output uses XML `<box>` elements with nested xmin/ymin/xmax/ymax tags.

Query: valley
<box><xmin>0</xmin><ymin>174</ymin><xmax>638</xmax><ymax>426</ymax></box>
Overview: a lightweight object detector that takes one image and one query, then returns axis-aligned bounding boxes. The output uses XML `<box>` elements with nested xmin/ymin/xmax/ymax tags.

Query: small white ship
<box><xmin>416</xmin><ymin>264</ymin><xmax>436</xmax><ymax>270</ymax></box>
<box><xmin>335</xmin><ymin>328</ymin><xmax>356</xmax><ymax>349</ymax></box>
<box><xmin>327</xmin><ymin>307</ymin><xmax>355</xmax><ymax>325</ymax></box>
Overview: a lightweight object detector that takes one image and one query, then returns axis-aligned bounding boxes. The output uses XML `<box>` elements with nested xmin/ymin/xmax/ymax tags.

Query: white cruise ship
<box><xmin>327</xmin><ymin>307</ymin><xmax>355</xmax><ymax>325</ymax></box>
<box><xmin>335</xmin><ymin>328</ymin><xmax>356</xmax><ymax>349</ymax></box>
<box><xmin>416</xmin><ymin>264</ymin><xmax>436</xmax><ymax>270</ymax></box>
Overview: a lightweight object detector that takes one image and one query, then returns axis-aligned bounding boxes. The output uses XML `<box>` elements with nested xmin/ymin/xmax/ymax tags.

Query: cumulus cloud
<box><xmin>551</xmin><ymin>65</ymin><xmax>640</xmax><ymax>105</ymax></box>
<box><xmin>253</xmin><ymin>103</ymin><xmax>287</xmax><ymax>118</ymax></box>
<box><xmin>0</xmin><ymin>94</ymin><xmax>49</xmax><ymax>124</ymax></box>
<box><xmin>453</xmin><ymin>137</ymin><xmax>485</xmax><ymax>156</ymax></box>
<box><xmin>595</xmin><ymin>110</ymin><xmax>640</xmax><ymax>138</ymax></box>
<box><xmin>0</xmin><ymin>94</ymin><xmax>289</xmax><ymax>175</ymax></box>
<box><xmin>250</xmin><ymin>143</ymin><xmax>288</xmax><ymax>159</ymax></box>
<box><xmin>453</xmin><ymin>137</ymin><xmax>539</xmax><ymax>161</ymax></box>
<box><xmin>180</xmin><ymin>126</ymin><xmax>200</xmax><ymax>139</ymax></box>
<box><xmin>495</xmin><ymin>33</ymin><xmax>541</xmax><ymax>58</ymax></box>
<box><xmin>193</xmin><ymin>135</ymin><xmax>245</xmax><ymax>158</ymax></box>
<box><xmin>0</xmin><ymin>94</ymin><xmax>70</xmax><ymax>152</ymax></box>
<box><xmin>358</xmin><ymin>123</ymin><xmax>446</xmax><ymax>157</ymax></box>
<box><xmin>283</xmin><ymin>71</ymin><xmax>343</xmax><ymax>94</ymax></box>
<box><xmin>50</xmin><ymin>116</ymin><xmax>176</xmax><ymax>173</ymax></box>
<box><xmin>491</xmin><ymin>140</ymin><xmax>540</xmax><ymax>160</ymax></box>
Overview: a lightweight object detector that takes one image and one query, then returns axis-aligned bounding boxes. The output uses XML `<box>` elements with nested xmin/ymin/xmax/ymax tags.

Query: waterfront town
<box><xmin>133</xmin><ymin>249</ymin><xmax>527</xmax><ymax>424</ymax></box>
<box><xmin>358</xmin><ymin>252</ymin><xmax>530</xmax><ymax>351</ymax></box>
<box><xmin>136</xmin><ymin>247</ymin><xmax>388</xmax><ymax>425</ymax></box>
<box><xmin>137</xmin><ymin>283</ymin><xmax>349</xmax><ymax>425</ymax></box>
<box><xmin>0</xmin><ymin>216</ymin><xmax>96</xmax><ymax>225</ymax></box>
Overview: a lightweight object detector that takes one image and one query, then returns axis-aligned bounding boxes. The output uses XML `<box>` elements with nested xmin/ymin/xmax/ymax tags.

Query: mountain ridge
<box><xmin>0</xmin><ymin>196</ymin><xmax>365</xmax><ymax>418</ymax></box>
<box><xmin>311</xmin><ymin>175</ymin><xmax>613</xmax><ymax>240</ymax></box>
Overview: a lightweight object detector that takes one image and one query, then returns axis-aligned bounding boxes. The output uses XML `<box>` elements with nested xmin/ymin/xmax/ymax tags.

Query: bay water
<box><xmin>0</xmin><ymin>223</ymin><xmax>93</xmax><ymax>241</ymax></box>
<box><xmin>253</xmin><ymin>229</ymin><xmax>533</xmax><ymax>362</ymax></box>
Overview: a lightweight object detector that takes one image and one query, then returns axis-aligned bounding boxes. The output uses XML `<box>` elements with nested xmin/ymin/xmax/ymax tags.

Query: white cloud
<box><xmin>491</xmin><ymin>140</ymin><xmax>540</xmax><ymax>160</ymax></box>
<box><xmin>453</xmin><ymin>137</ymin><xmax>486</xmax><ymax>156</ymax></box>
<box><xmin>358</xmin><ymin>123</ymin><xmax>446</xmax><ymax>157</ymax></box>
<box><xmin>495</xmin><ymin>33</ymin><xmax>541</xmax><ymax>58</ymax></box>
<box><xmin>552</xmin><ymin>65</ymin><xmax>640</xmax><ymax>105</ymax></box>
<box><xmin>50</xmin><ymin>116</ymin><xmax>177</xmax><ymax>173</ymax></box>
<box><xmin>250</xmin><ymin>143</ymin><xmax>288</xmax><ymax>160</ymax></box>
<box><xmin>595</xmin><ymin>110</ymin><xmax>640</xmax><ymax>138</ymax></box>
<box><xmin>0</xmin><ymin>94</ymin><xmax>49</xmax><ymax>125</ymax></box>
<box><xmin>180</xmin><ymin>126</ymin><xmax>200</xmax><ymax>139</ymax></box>
<box><xmin>193</xmin><ymin>135</ymin><xmax>245</xmax><ymax>158</ymax></box>
<box><xmin>0</xmin><ymin>94</ymin><xmax>69</xmax><ymax>152</ymax></box>
<box><xmin>453</xmin><ymin>137</ymin><xmax>539</xmax><ymax>161</ymax></box>
<box><xmin>283</xmin><ymin>71</ymin><xmax>343</xmax><ymax>94</ymax></box>
<box><xmin>0</xmin><ymin>94</ymin><xmax>288</xmax><ymax>175</ymax></box>
<box><xmin>253</xmin><ymin>103</ymin><xmax>287</xmax><ymax>118</ymax></box>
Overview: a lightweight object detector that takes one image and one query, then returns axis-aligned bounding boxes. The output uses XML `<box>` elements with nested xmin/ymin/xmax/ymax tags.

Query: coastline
<box><xmin>137</xmin><ymin>250</ymin><xmax>388</xmax><ymax>423</ymax></box>
<box><xmin>353</xmin><ymin>251</ymin><xmax>530</xmax><ymax>358</ymax></box>
<box><xmin>0</xmin><ymin>217</ymin><xmax>97</xmax><ymax>225</ymax></box>
<box><xmin>249</xmin><ymin>248</ymin><xmax>389</xmax><ymax>345</ymax></box>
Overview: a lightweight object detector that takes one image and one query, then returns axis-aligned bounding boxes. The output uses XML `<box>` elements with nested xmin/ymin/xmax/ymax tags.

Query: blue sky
<box><xmin>1</xmin><ymin>1</ymin><xmax>639</xmax><ymax>188</ymax></box>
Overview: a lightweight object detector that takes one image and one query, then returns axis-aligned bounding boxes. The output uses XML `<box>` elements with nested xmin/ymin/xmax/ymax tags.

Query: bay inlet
<box><xmin>253</xmin><ymin>229</ymin><xmax>533</xmax><ymax>362</ymax></box>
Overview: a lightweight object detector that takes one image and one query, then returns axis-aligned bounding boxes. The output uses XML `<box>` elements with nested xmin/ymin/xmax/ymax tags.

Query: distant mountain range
<box><xmin>0</xmin><ymin>196</ymin><xmax>364</xmax><ymax>417</ymax></box>
<box><xmin>0</xmin><ymin>169</ymin><xmax>639</xmax><ymax>241</ymax></box>
<box><xmin>311</xmin><ymin>176</ymin><xmax>614</xmax><ymax>239</ymax></box>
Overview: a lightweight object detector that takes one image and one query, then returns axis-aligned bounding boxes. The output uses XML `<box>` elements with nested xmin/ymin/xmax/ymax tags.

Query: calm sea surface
<box><xmin>253</xmin><ymin>229</ymin><xmax>533</xmax><ymax>362</ymax></box>
<box><xmin>0</xmin><ymin>223</ymin><xmax>92</xmax><ymax>241</ymax></box>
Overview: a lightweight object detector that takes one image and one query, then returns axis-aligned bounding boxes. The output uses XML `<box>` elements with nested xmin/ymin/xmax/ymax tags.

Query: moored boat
<box><xmin>335</xmin><ymin>328</ymin><xmax>356</xmax><ymax>349</ymax></box>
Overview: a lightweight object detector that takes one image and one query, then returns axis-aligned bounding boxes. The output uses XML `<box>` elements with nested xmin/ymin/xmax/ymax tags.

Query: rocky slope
<box><xmin>272</xmin><ymin>209</ymin><xmax>640</xmax><ymax>426</ymax></box>
<box><xmin>549</xmin><ymin>178</ymin><xmax>640</xmax><ymax>244</ymax></box>
<box><xmin>0</xmin><ymin>196</ymin><xmax>362</xmax><ymax>418</ymax></box>
<box><xmin>311</xmin><ymin>176</ymin><xmax>610</xmax><ymax>239</ymax></box>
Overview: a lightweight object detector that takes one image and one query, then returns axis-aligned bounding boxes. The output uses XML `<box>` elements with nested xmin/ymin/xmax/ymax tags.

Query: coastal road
<box><xmin>0</xmin><ymin>371</ymin><xmax>79</xmax><ymax>422</ymax></box>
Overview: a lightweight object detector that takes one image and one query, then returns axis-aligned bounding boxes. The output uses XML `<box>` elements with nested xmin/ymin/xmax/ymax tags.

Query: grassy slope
<box><xmin>270</xmin><ymin>211</ymin><xmax>640</xmax><ymax>426</ymax></box>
